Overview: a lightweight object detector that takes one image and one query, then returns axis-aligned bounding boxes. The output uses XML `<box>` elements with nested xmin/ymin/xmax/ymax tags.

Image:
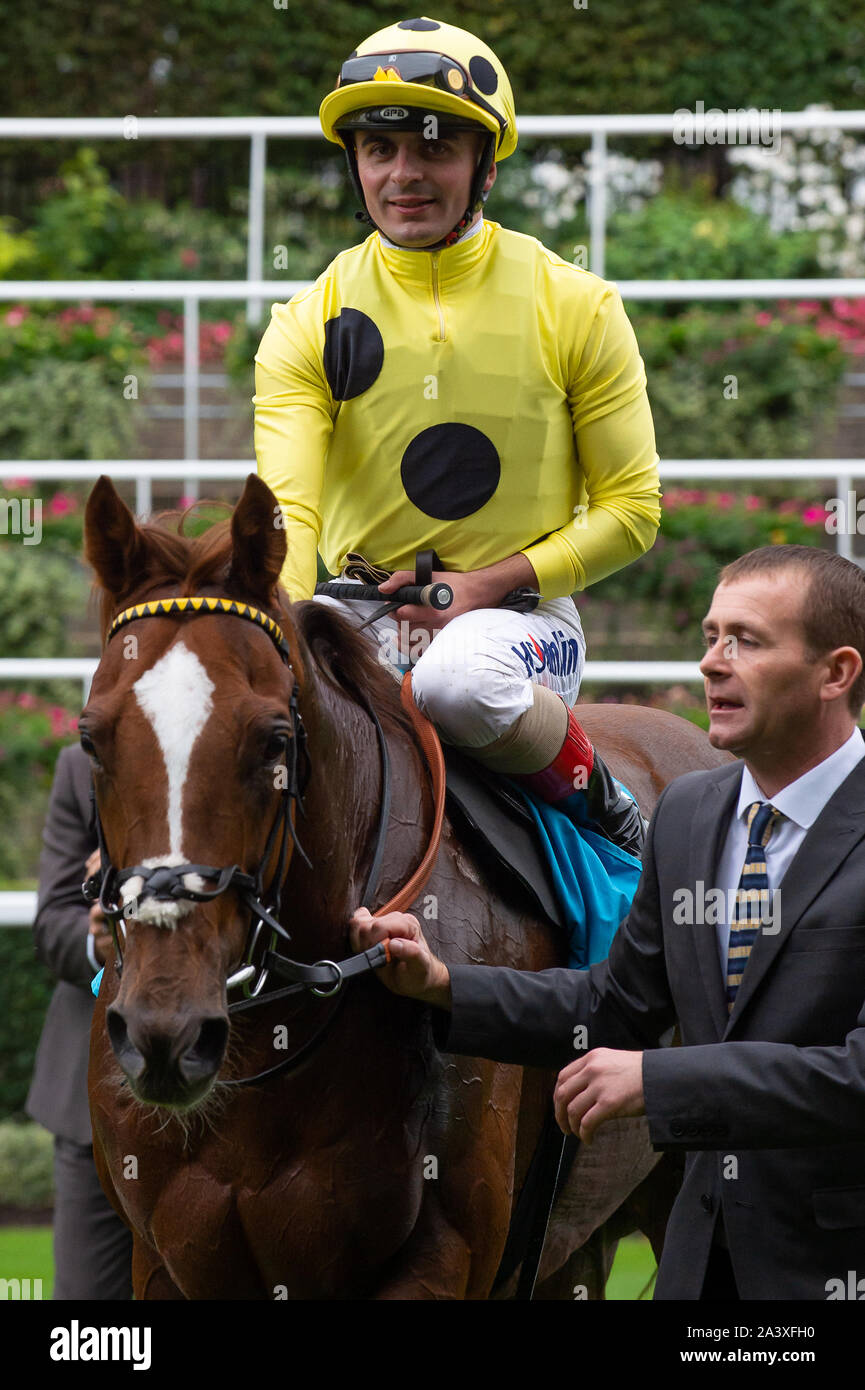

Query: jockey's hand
<box><xmin>349</xmin><ymin>907</ymin><xmax>451</xmax><ymax>1009</ymax></box>
<box><xmin>377</xmin><ymin>568</ymin><xmax>485</xmax><ymax>634</ymax></box>
<box><xmin>553</xmin><ymin>1049</ymin><xmax>645</xmax><ymax>1145</ymax></box>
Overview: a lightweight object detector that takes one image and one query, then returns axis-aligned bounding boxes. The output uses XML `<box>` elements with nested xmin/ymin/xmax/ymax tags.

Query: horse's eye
<box><xmin>79</xmin><ymin>730</ymin><xmax>101</xmax><ymax>766</ymax></box>
<box><xmin>264</xmin><ymin>730</ymin><xmax>289</xmax><ymax>763</ymax></box>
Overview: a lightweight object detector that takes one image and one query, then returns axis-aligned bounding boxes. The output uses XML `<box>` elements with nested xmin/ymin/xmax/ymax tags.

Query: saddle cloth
<box><xmin>444</xmin><ymin>746</ymin><xmax>642</xmax><ymax>968</ymax></box>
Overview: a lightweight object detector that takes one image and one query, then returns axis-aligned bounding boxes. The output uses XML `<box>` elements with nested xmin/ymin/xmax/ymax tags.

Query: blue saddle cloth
<box><xmin>506</xmin><ymin>781</ymin><xmax>642</xmax><ymax>969</ymax></box>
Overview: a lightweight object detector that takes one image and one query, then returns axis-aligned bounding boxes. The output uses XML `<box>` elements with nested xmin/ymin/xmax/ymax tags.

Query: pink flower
<box><xmin>777</xmin><ymin>499</ymin><xmax>799</xmax><ymax>515</ymax></box>
<box><xmin>801</xmin><ymin>505</ymin><xmax>828</xmax><ymax>526</ymax></box>
<box><xmin>178</xmin><ymin>494</ymin><xmax>196</xmax><ymax>510</ymax></box>
<box><xmin>744</xmin><ymin>495</ymin><xmax>763</xmax><ymax>511</ymax></box>
<box><xmin>1</xmin><ymin>476</ymin><xmax>34</xmax><ymax>489</ymax></box>
<box><xmin>754</xmin><ymin>311</ymin><xmax>773</xmax><ymax>327</ymax></box>
<box><xmin>715</xmin><ymin>493</ymin><xmax>734</xmax><ymax>510</ymax></box>
<box><xmin>16</xmin><ymin>692</ymin><xmax>37</xmax><ymax>709</ymax></box>
<box><xmin>49</xmin><ymin>493</ymin><xmax>75</xmax><ymax>516</ymax></box>
<box><xmin>180</xmin><ymin>248</ymin><xmax>199</xmax><ymax>268</ymax></box>
<box><xmin>5</xmin><ymin>306</ymin><xmax>28</xmax><ymax>327</ymax></box>
<box><xmin>49</xmin><ymin>707</ymin><xmax>69</xmax><ymax>737</ymax></box>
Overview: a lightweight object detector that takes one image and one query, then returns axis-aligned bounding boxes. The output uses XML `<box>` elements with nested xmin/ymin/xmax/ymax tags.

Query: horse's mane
<box><xmin>293</xmin><ymin>600</ymin><xmax>414</xmax><ymax>739</ymax></box>
<box><xmin>95</xmin><ymin>507</ymin><xmax>413</xmax><ymax>738</ymax></box>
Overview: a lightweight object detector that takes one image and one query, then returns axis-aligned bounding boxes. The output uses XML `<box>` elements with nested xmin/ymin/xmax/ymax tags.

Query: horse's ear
<box><xmin>227</xmin><ymin>474</ymin><xmax>287</xmax><ymax>605</ymax></box>
<box><xmin>84</xmin><ymin>476</ymin><xmax>149</xmax><ymax>599</ymax></box>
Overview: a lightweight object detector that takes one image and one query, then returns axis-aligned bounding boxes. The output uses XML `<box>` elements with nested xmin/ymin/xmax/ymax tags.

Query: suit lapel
<box><xmin>726</xmin><ymin>757</ymin><xmax>865</xmax><ymax>1030</ymax></box>
<box><xmin>687</xmin><ymin>765</ymin><xmax>741</xmax><ymax>1038</ymax></box>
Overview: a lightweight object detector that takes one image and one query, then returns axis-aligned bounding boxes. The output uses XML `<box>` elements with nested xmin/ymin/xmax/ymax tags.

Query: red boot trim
<box><xmin>512</xmin><ymin>708</ymin><xmax>594</xmax><ymax>804</ymax></box>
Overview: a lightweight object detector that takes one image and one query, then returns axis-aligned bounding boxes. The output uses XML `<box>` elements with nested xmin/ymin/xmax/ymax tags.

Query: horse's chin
<box><xmin>125</xmin><ymin>1073</ymin><xmax>217</xmax><ymax>1112</ymax></box>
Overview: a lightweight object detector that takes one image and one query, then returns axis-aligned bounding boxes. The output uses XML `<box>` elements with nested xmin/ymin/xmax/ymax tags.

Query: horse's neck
<box><xmin>285</xmin><ymin>675</ymin><xmax>430</xmax><ymax>950</ymax></box>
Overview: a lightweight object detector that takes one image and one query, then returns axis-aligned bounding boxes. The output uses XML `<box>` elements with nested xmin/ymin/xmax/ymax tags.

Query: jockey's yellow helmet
<box><xmin>319</xmin><ymin>16</ymin><xmax>518</xmax><ymax>162</ymax></box>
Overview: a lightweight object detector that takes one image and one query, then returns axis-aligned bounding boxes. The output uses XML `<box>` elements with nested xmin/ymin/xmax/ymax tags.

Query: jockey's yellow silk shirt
<box><xmin>253</xmin><ymin>218</ymin><xmax>661</xmax><ymax>602</ymax></box>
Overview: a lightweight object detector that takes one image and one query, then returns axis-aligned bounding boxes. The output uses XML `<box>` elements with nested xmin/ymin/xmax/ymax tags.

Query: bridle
<box><xmin>85</xmin><ymin>594</ymin><xmax>445</xmax><ymax>1085</ymax></box>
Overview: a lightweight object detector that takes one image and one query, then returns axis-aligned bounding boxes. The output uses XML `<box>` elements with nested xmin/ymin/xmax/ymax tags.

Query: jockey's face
<box><xmin>699</xmin><ymin>570</ymin><xmax>857</xmax><ymax>795</ymax></box>
<box><xmin>354</xmin><ymin>128</ymin><xmax>496</xmax><ymax>247</ymax></box>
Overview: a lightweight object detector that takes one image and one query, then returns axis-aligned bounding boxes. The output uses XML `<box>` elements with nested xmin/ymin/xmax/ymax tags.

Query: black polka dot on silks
<box><xmin>468</xmin><ymin>56</ymin><xmax>498</xmax><ymax>95</ymax></box>
<box><xmin>322</xmin><ymin>309</ymin><xmax>384</xmax><ymax>401</ymax></box>
<box><xmin>397</xmin><ymin>18</ymin><xmax>442</xmax><ymax>30</ymax></box>
<box><xmin>400</xmin><ymin>424</ymin><xmax>500</xmax><ymax>520</ymax></box>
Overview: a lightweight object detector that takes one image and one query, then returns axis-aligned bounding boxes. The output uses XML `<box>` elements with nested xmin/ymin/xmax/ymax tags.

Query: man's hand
<box><xmin>85</xmin><ymin>848</ymin><xmax>113</xmax><ymax>966</ymax></box>
<box><xmin>377</xmin><ymin>552</ymin><xmax>538</xmax><ymax>635</ymax></box>
<box><xmin>349</xmin><ymin>907</ymin><xmax>451</xmax><ymax>1009</ymax></box>
<box><xmin>377</xmin><ymin>568</ymin><xmax>488</xmax><ymax>636</ymax></box>
<box><xmin>553</xmin><ymin>1048</ymin><xmax>645</xmax><ymax>1144</ymax></box>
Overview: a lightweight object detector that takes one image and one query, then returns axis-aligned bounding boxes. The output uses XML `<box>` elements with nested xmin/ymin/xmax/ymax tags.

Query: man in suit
<box><xmin>26</xmin><ymin>741</ymin><xmax>133</xmax><ymax>1299</ymax></box>
<box><xmin>351</xmin><ymin>543</ymin><xmax>865</xmax><ymax>1299</ymax></box>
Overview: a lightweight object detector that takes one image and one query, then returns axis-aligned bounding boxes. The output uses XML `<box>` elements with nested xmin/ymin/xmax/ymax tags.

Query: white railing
<box><xmin>2</xmin><ymin>111</ymin><xmax>865</xmax><ymax>925</ymax></box>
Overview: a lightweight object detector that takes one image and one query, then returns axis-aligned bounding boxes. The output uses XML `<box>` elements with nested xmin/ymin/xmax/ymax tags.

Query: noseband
<box><xmin>84</xmin><ymin>596</ymin><xmax>394</xmax><ymax>1029</ymax></box>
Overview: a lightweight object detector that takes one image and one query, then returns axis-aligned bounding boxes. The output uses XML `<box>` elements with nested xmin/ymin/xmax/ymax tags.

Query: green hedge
<box><xmin>0</xmin><ymin>933</ymin><xmax>55</xmax><ymax>1125</ymax></box>
<box><xmin>0</xmin><ymin>1120</ymin><xmax>54</xmax><ymax>1207</ymax></box>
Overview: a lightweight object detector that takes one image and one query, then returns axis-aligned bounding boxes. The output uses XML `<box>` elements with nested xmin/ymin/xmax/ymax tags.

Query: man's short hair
<box><xmin>718</xmin><ymin>544</ymin><xmax>865</xmax><ymax>715</ymax></box>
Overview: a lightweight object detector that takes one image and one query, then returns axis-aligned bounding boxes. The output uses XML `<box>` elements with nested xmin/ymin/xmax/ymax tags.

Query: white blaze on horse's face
<box><xmin>127</xmin><ymin>641</ymin><xmax>215</xmax><ymax>928</ymax></box>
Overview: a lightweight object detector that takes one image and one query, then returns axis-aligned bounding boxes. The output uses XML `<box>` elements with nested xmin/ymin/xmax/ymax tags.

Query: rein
<box><xmin>86</xmin><ymin>594</ymin><xmax>446</xmax><ymax>1084</ymax></box>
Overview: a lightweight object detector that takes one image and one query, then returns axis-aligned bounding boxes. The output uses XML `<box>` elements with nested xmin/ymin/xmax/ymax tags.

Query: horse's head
<box><xmin>83</xmin><ymin>474</ymin><xmax>303</xmax><ymax>1109</ymax></box>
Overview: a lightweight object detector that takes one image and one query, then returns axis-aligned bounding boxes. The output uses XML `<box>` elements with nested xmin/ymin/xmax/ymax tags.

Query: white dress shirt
<box><xmin>713</xmin><ymin>727</ymin><xmax>865</xmax><ymax>975</ymax></box>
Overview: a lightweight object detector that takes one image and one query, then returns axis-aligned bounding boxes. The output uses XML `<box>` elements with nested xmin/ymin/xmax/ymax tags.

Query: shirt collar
<box><xmin>737</xmin><ymin>727</ymin><xmax>865</xmax><ymax>829</ymax></box>
<box><xmin>378</xmin><ymin>215</ymin><xmax>485</xmax><ymax>251</ymax></box>
<box><xmin>376</xmin><ymin>217</ymin><xmax>494</xmax><ymax>285</ymax></box>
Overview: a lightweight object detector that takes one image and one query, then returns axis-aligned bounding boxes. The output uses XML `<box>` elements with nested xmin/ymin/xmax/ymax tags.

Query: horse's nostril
<box><xmin>106</xmin><ymin>1004</ymin><xmax>146</xmax><ymax>1080</ymax></box>
<box><xmin>178</xmin><ymin>1015</ymin><xmax>229</xmax><ymax>1085</ymax></box>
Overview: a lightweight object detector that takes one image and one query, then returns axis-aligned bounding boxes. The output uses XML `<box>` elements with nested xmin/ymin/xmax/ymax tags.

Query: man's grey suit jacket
<box><xmin>26</xmin><ymin>742</ymin><xmax>98</xmax><ymax>1146</ymax></box>
<box><xmin>435</xmin><ymin>756</ymin><xmax>865</xmax><ymax>1299</ymax></box>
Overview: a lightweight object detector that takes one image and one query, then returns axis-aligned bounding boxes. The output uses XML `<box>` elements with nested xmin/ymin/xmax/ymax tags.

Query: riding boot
<box><xmin>510</xmin><ymin>706</ymin><xmax>647</xmax><ymax>858</ymax></box>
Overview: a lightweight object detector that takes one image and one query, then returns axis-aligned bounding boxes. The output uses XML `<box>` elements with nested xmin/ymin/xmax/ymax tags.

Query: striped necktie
<box><xmin>726</xmin><ymin>800</ymin><xmax>782</xmax><ymax>1014</ymax></box>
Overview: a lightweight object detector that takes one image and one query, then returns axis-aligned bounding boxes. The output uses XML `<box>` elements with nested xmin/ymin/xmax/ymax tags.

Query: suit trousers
<box><xmin>700</xmin><ymin>1242</ymin><xmax>740</xmax><ymax>1302</ymax></box>
<box><xmin>52</xmin><ymin>1136</ymin><xmax>133</xmax><ymax>1300</ymax></box>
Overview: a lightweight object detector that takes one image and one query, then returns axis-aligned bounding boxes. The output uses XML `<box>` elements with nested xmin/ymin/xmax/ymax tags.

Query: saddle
<box><xmin>443</xmin><ymin>744</ymin><xmax>565</xmax><ymax>931</ymax></box>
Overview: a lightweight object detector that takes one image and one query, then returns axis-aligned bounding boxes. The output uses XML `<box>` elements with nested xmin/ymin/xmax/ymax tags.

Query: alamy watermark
<box><xmin>0</xmin><ymin>496</ymin><xmax>42</xmax><ymax>544</ymax></box>
<box><xmin>674</xmin><ymin>102</ymin><xmax>781</xmax><ymax>154</ymax></box>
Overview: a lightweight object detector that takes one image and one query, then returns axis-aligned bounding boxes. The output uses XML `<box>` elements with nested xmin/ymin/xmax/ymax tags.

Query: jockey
<box><xmin>254</xmin><ymin>16</ymin><xmax>661</xmax><ymax>857</ymax></box>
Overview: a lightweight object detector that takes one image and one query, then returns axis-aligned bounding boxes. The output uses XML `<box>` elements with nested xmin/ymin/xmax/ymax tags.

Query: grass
<box><xmin>0</xmin><ymin>1225</ymin><xmax>654</xmax><ymax>1301</ymax></box>
<box><xmin>0</xmin><ymin>1226</ymin><xmax>53</xmax><ymax>1298</ymax></box>
<box><xmin>606</xmin><ymin>1234</ymin><xmax>658</xmax><ymax>1300</ymax></box>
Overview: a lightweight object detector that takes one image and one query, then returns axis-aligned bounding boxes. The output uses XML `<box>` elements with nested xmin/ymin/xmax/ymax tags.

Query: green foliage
<box><xmin>0</xmin><ymin>1121</ymin><xmax>55</xmax><ymax>1205</ymax></box>
<box><xmin>0</xmin><ymin>547</ymin><xmax>87</xmax><ymax>659</ymax></box>
<box><xmin>0</xmin><ymin>691</ymin><xmax>80</xmax><ymax>882</ymax></box>
<box><xmin>16</xmin><ymin>148</ymin><xmax>156</xmax><ymax>281</ymax></box>
<box><xmin>0</xmin><ymin>926</ymin><xmax>56</xmax><ymax>1127</ymax></box>
<box><xmin>0</xmin><ymin>358</ymin><xmax>143</xmax><ymax>461</ymax></box>
<box><xmin>0</xmin><ymin>303</ymin><xmax>145</xmax><ymax>377</ymax></box>
<box><xmin>2</xmin><ymin>0</ymin><xmax>863</xmax><ymax>121</ymax></box>
<box><xmin>587</xmin><ymin>493</ymin><xmax>832</xmax><ymax>633</ymax></box>
<box><xmin>634</xmin><ymin>307</ymin><xmax>846</xmax><ymax>459</ymax></box>
<box><xmin>605</xmin><ymin>187</ymin><xmax>823</xmax><ymax>290</ymax></box>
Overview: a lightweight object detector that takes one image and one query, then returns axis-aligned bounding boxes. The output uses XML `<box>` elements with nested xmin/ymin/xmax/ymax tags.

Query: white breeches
<box><xmin>313</xmin><ymin>587</ymin><xmax>586</xmax><ymax>749</ymax></box>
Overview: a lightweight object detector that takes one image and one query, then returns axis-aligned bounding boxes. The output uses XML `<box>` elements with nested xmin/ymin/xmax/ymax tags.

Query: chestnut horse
<box><xmin>84</xmin><ymin>473</ymin><xmax>729</xmax><ymax>1300</ymax></box>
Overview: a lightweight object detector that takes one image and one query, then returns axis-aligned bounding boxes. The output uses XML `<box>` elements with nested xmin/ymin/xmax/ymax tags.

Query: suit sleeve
<box><xmin>433</xmin><ymin>785</ymin><xmax>678</xmax><ymax>1066</ymax></box>
<box><xmin>33</xmin><ymin>746</ymin><xmax>98</xmax><ymax>991</ymax></box>
<box><xmin>643</xmin><ymin>1019</ymin><xmax>865</xmax><ymax>1149</ymax></box>
<box><xmin>253</xmin><ymin>292</ymin><xmax>335</xmax><ymax>603</ymax></box>
<box><xmin>521</xmin><ymin>286</ymin><xmax>662</xmax><ymax>597</ymax></box>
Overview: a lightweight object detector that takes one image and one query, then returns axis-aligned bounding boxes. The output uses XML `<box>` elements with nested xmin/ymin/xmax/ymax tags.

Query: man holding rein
<box><xmin>351</xmin><ymin>545</ymin><xmax>865</xmax><ymax>1300</ymax></box>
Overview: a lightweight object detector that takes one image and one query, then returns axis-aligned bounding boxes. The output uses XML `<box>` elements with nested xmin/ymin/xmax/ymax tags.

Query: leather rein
<box><xmin>84</xmin><ymin>594</ymin><xmax>445</xmax><ymax>1086</ymax></box>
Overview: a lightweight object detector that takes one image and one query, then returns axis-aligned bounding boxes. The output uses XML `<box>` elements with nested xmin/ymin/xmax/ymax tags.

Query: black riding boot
<box><xmin>582</xmin><ymin>751</ymin><xmax>647</xmax><ymax>858</ymax></box>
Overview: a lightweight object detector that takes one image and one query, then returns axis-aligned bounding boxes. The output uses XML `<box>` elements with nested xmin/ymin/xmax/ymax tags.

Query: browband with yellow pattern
<box><xmin>106</xmin><ymin>596</ymin><xmax>293</xmax><ymax>666</ymax></box>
